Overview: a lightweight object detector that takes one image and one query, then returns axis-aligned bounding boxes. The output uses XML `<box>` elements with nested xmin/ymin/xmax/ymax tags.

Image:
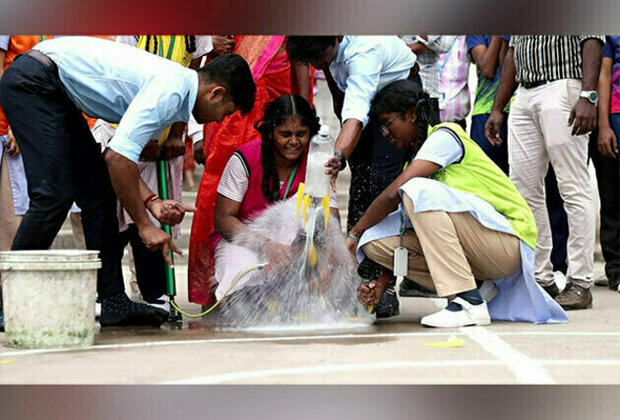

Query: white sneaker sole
<box><xmin>421</xmin><ymin>299</ymin><xmax>491</xmax><ymax>328</ymax></box>
<box><xmin>421</xmin><ymin>315</ymin><xmax>491</xmax><ymax>328</ymax></box>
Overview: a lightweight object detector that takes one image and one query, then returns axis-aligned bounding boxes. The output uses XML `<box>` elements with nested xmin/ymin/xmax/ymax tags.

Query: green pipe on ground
<box><xmin>157</xmin><ymin>157</ymin><xmax>176</xmax><ymax>298</ymax></box>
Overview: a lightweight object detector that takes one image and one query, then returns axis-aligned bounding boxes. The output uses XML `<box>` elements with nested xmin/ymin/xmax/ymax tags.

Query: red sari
<box><xmin>188</xmin><ymin>36</ymin><xmax>312</xmax><ymax>306</ymax></box>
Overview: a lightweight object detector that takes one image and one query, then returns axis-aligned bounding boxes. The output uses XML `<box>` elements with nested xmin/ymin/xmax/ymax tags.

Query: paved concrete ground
<box><xmin>1</xmin><ymin>263</ymin><xmax>619</xmax><ymax>384</ymax></box>
<box><xmin>2</xmin><ymin>79</ymin><xmax>617</xmax><ymax>385</ymax></box>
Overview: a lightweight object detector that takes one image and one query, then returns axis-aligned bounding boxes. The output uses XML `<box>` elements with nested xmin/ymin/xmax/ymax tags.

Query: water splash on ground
<box><xmin>217</xmin><ymin>199</ymin><xmax>373</xmax><ymax>331</ymax></box>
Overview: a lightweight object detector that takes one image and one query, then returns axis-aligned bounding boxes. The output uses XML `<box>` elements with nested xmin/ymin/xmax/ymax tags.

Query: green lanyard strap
<box><xmin>283</xmin><ymin>162</ymin><xmax>299</xmax><ymax>199</ymax></box>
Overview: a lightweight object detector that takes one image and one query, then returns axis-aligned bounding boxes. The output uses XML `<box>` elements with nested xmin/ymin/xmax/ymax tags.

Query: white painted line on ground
<box><xmin>498</xmin><ymin>331</ymin><xmax>620</xmax><ymax>336</ymax></box>
<box><xmin>0</xmin><ymin>331</ymin><xmax>454</xmax><ymax>357</ymax></box>
<box><xmin>462</xmin><ymin>327</ymin><xmax>555</xmax><ymax>384</ymax></box>
<box><xmin>1</xmin><ymin>329</ymin><xmax>620</xmax><ymax>358</ymax></box>
<box><xmin>163</xmin><ymin>358</ymin><xmax>620</xmax><ymax>384</ymax></box>
<box><xmin>163</xmin><ymin>360</ymin><xmax>502</xmax><ymax>384</ymax></box>
<box><xmin>541</xmin><ymin>360</ymin><xmax>620</xmax><ymax>366</ymax></box>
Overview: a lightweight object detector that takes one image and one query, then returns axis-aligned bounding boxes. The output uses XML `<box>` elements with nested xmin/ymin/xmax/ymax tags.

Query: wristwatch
<box><xmin>580</xmin><ymin>90</ymin><xmax>599</xmax><ymax>105</ymax></box>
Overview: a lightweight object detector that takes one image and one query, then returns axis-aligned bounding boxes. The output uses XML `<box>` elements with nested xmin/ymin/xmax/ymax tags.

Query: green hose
<box><xmin>156</xmin><ymin>158</ymin><xmax>176</xmax><ymax>298</ymax></box>
<box><xmin>170</xmin><ymin>263</ymin><xmax>268</xmax><ymax>318</ymax></box>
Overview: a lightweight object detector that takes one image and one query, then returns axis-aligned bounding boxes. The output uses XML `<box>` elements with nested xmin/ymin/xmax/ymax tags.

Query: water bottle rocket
<box><xmin>296</xmin><ymin>123</ymin><xmax>333</xmax><ymax>269</ymax></box>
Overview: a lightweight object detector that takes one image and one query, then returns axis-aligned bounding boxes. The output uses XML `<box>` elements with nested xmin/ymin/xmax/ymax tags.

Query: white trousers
<box><xmin>508</xmin><ymin>79</ymin><xmax>595</xmax><ymax>288</ymax></box>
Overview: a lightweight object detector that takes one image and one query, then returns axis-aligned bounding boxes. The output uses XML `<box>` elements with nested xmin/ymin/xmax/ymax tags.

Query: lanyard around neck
<box><xmin>283</xmin><ymin>162</ymin><xmax>299</xmax><ymax>199</ymax></box>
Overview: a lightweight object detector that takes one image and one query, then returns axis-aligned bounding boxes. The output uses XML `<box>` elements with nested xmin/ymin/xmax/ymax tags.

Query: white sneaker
<box><xmin>479</xmin><ymin>281</ymin><xmax>498</xmax><ymax>302</ymax></box>
<box><xmin>146</xmin><ymin>295</ymin><xmax>170</xmax><ymax>313</ymax></box>
<box><xmin>421</xmin><ymin>297</ymin><xmax>491</xmax><ymax>328</ymax></box>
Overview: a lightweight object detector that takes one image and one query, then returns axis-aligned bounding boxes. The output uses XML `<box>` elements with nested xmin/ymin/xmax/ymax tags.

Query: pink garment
<box><xmin>438</xmin><ymin>36</ymin><xmax>471</xmax><ymax>123</ymax></box>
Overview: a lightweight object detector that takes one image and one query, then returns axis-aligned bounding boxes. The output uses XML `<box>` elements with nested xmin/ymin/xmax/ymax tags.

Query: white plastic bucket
<box><xmin>0</xmin><ymin>250</ymin><xmax>101</xmax><ymax>349</ymax></box>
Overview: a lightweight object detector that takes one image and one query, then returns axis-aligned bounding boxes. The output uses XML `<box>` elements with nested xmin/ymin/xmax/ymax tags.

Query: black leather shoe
<box><xmin>555</xmin><ymin>282</ymin><xmax>592</xmax><ymax>310</ymax></box>
<box><xmin>542</xmin><ymin>283</ymin><xmax>560</xmax><ymax>298</ymax></box>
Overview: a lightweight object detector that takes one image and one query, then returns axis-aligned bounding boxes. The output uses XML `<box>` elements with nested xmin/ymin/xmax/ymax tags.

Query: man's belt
<box><xmin>24</xmin><ymin>49</ymin><xmax>57</xmax><ymax>71</ymax></box>
<box><xmin>522</xmin><ymin>80</ymin><xmax>551</xmax><ymax>89</ymax></box>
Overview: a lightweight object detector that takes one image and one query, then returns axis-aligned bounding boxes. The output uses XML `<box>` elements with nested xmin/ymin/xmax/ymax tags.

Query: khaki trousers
<box><xmin>508</xmin><ymin>79</ymin><xmax>595</xmax><ymax>288</ymax></box>
<box><xmin>363</xmin><ymin>195</ymin><xmax>521</xmax><ymax>297</ymax></box>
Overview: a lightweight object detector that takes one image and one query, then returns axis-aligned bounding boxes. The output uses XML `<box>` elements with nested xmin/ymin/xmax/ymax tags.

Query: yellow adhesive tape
<box><xmin>422</xmin><ymin>335</ymin><xmax>465</xmax><ymax>348</ymax></box>
<box><xmin>302</xmin><ymin>195</ymin><xmax>311</xmax><ymax>227</ymax></box>
<box><xmin>296</xmin><ymin>183</ymin><xmax>305</xmax><ymax>216</ymax></box>
<box><xmin>308</xmin><ymin>243</ymin><xmax>318</xmax><ymax>267</ymax></box>
<box><xmin>321</xmin><ymin>195</ymin><xmax>330</xmax><ymax>228</ymax></box>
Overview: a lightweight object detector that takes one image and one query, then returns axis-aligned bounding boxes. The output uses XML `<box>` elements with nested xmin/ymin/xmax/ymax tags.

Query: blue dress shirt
<box><xmin>34</xmin><ymin>36</ymin><xmax>198</xmax><ymax>163</ymax></box>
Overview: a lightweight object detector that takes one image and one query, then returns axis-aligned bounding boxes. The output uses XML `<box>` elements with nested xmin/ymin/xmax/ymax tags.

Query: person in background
<box><xmin>187</xmin><ymin>34</ymin><xmax>235</xmax><ymax>189</ymax></box>
<box><xmin>437</xmin><ymin>36</ymin><xmax>471</xmax><ymax>130</ymax></box>
<box><xmin>400</xmin><ymin>35</ymin><xmax>456</xmax><ymax>126</ymax></box>
<box><xmin>485</xmin><ymin>35</ymin><xmax>604</xmax><ymax>310</ymax></box>
<box><xmin>591</xmin><ymin>35</ymin><xmax>620</xmax><ymax>292</ymax></box>
<box><xmin>467</xmin><ymin>35</ymin><xmax>511</xmax><ymax>172</ymax></box>
<box><xmin>467</xmin><ymin>36</ymin><xmax>569</xmax><ymax>284</ymax></box>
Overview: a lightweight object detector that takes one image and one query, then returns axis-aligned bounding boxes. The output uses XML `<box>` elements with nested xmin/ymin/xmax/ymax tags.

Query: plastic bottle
<box><xmin>304</xmin><ymin>124</ymin><xmax>334</xmax><ymax>198</ymax></box>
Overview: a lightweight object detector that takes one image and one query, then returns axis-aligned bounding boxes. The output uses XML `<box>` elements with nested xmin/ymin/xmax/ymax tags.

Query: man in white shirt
<box><xmin>287</xmin><ymin>35</ymin><xmax>417</xmax><ymax>318</ymax></box>
<box><xmin>0</xmin><ymin>37</ymin><xmax>256</xmax><ymax>327</ymax></box>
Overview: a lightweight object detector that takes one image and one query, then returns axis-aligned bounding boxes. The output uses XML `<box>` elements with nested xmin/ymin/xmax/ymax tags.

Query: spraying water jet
<box><xmin>217</xmin><ymin>125</ymin><xmax>373</xmax><ymax>330</ymax></box>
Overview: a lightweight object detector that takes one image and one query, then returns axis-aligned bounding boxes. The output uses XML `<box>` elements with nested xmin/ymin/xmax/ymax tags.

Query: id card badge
<box><xmin>394</xmin><ymin>246</ymin><xmax>408</xmax><ymax>277</ymax></box>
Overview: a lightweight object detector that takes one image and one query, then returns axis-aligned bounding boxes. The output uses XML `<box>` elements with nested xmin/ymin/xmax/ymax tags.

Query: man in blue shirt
<box><xmin>591</xmin><ymin>36</ymin><xmax>620</xmax><ymax>291</ymax></box>
<box><xmin>0</xmin><ymin>37</ymin><xmax>256</xmax><ymax>328</ymax></box>
<box><xmin>286</xmin><ymin>36</ymin><xmax>418</xmax><ymax>318</ymax></box>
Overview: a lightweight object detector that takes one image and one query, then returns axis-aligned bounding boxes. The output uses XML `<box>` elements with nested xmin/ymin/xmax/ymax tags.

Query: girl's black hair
<box><xmin>254</xmin><ymin>95</ymin><xmax>321</xmax><ymax>202</ymax></box>
<box><xmin>370</xmin><ymin>79</ymin><xmax>432</xmax><ymax>146</ymax></box>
